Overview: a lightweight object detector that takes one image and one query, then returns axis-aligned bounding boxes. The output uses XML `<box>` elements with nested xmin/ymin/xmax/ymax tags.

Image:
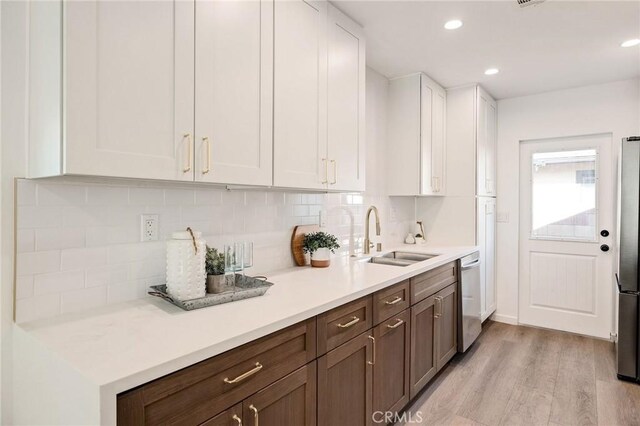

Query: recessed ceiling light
<box><xmin>444</xmin><ymin>20</ymin><xmax>463</xmax><ymax>30</ymax></box>
<box><xmin>621</xmin><ymin>39</ymin><xmax>640</xmax><ymax>48</ymax></box>
<box><xmin>484</xmin><ymin>68</ymin><xmax>499</xmax><ymax>75</ymax></box>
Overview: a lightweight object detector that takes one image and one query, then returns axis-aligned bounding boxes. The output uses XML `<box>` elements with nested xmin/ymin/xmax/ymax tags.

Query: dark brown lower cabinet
<box><xmin>242</xmin><ymin>362</ymin><xmax>317</xmax><ymax>426</ymax></box>
<box><xmin>373</xmin><ymin>309</ymin><xmax>410</xmax><ymax>416</ymax></box>
<box><xmin>435</xmin><ymin>284</ymin><xmax>457</xmax><ymax>370</ymax></box>
<box><xmin>200</xmin><ymin>403</ymin><xmax>243</xmax><ymax>426</ymax></box>
<box><xmin>410</xmin><ymin>294</ymin><xmax>437</xmax><ymax>399</ymax></box>
<box><xmin>317</xmin><ymin>332</ymin><xmax>374</xmax><ymax>426</ymax></box>
<box><xmin>409</xmin><ymin>283</ymin><xmax>458</xmax><ymax>399</ymax></box>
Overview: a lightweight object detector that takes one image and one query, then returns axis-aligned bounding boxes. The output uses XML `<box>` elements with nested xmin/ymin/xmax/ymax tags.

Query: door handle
<box><xmin>182</xmin><ymin>133</ymin><xmax>192</xmax><ymax>173</ymax></box>
<box><xmin>321</xmin><ymin>158</ymin><xmax>328</xmax><ymax>184</ymax></box>
<box><xmin>386</xmin><ymin>318</ymin><xmax>404</xmax><ymax>329</ymax></box>
<box><xmin>330</xmin><ymin>159</ymin><xmax>337</xmax><ymax>185</ymax></box>
<box><xmin>600</xmin><ymin>229</ymin><xmax>610</xmax><ymax>237</ymax></box>
<box><xmin>600</xmin><ymin>244</ymin><xmax>610</xmax><ymax>252</ymax></box>
<box><xmin>202</xmin><ymin>136</ymin><xmax>211</xmax><ymax>174</ymax></box>
<box><xmin>249</xmin><ymin>405</ymin><xmax>258</xmax><ymax>426</ymax></box>
<box><xmin>232</xmin><ymin>414</ymin><xmax>242</xmax><ymax>425</ymax></box>
<box><xmin>336</xmin><ymin>316</ymin><xmax>360</xmax><ymax>328</ymax></box>
<box><xmin>368</xmin><ymin>335</ymin><xmax>376</xmax><ymax>365</ymax></box>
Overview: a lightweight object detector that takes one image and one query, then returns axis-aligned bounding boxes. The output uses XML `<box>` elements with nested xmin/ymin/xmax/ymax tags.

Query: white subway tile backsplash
<box><xmin>61</xmin><ymin>247</ymin><xmax>107</xmax><ymax>270</ymax></box>
<box><xmin>165</xmin><ymin>188</ymin><xmax>195</xmax><ymax>205</ymax></box>
<box><xmin>60</xmin><ymin>286</ymin><xmax>107</xmax><ymax>314</ymax></box>
<box><xmin>14</xmin><ymin>179</ymin><xmax>413</xmax><ymax>323</ymax></box>
<box><xmin>86</xmin><ymin>186</ymin><xmax>129</xmax><ymax>205</ymax></box>
<box><xmin>17</xmin><ymin>251</ymin><xmax>60</xmax><ymax>275</ymax></box>
<box><xmin>129</xmin><ymin>187</ymin><xmax>165</xmax><ymax>205</ymax></box>
<box><xmin>34</xmin><ymin>270</ymin><xmax>84</xmax><ymax>295</ymax></box>
<box><xmin>35</xmin><ymin>228</ymin><xmax>85</xmax><ymax>251</ymax></box>
<box><xmin>15</xmin><ymin>276</ymin><xmax>34</xmax><ymax>300</ymax></box>
<box><xmin>38</xmin><ymin>183</ymin><xmax>87</xmax><ymax>206</ymax></box>
<box><xmin>17</xmin><ymin>180</ymin><xmax>37</xmax><ymax>206</ymax></box>
<box><xmin>16</xmin><ymin>294</ymin><xmax>61</xmax><ymax>323</ymax></box>
<box><xmin>16</xmin><ymin>229</ymin><xmax>35</xmax><ymax>253</ymax></box>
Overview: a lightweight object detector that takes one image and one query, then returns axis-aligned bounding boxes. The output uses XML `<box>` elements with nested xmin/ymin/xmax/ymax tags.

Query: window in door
<box><xmin>530</xmin><ymin>149</ymin><xmax>597</xmax><ymax>241</ymax></box>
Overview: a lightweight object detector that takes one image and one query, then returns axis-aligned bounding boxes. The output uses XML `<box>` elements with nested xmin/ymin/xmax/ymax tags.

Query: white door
<box><xmin>478</xmin><ymin>197</ymin><xmax>496</xmax><ymax>320</ymax></box>
<box><xmin>326</xmin><ymin>5</ymin><xmax>365</xmax><ymax>192</ymax></box>
<box><xmin>273</xmin><ymin>0</ymin><xmax>328</xmax><ymax>190</ymax></box>
<box><xmin>195</xmin><ymin>0</ymin><xmax>273</xmax><ymax>185</ymax></box>
<box><xmin>476</xmin><ymin>86</ymin><xmax>497</xmax><ymax>196</ymax></box>
<box><xmin>64</xmin><ymin>0</ymin><xmax>195</xmax><ymax>181</ymax></box>
<box><xmin>519</xmin><ymin>134</ymin><xmax>615</xmax><ymax>338</ymax></box>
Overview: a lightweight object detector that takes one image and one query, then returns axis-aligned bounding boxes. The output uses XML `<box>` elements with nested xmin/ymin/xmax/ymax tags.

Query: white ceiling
<box><xmin>334</xmin><ymin>0</ymin><xmax>640</xmax><ymax>99</ymax></box>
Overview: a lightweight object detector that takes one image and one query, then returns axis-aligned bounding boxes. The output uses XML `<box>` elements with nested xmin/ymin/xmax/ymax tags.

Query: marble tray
<box><xmin>148</xmin><ymin>274</ymin><xmax>273</xmax><ymax>311</ymax></box>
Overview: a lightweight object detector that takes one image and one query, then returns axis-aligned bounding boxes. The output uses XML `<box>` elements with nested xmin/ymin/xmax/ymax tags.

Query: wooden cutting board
<box><xmin>291</xmin><ymin>224</ymin><xmax>319</xmax><ymax>266</ymax></box>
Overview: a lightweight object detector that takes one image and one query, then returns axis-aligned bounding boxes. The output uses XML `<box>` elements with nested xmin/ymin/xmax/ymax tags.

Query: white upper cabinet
<box><xmin>195</xmin><ymin>0</ymin><xmax>273</xmax><ymax>186</ymax></box>
<box><xmin>476</xmin><ymin>86</ymin><xmax>498</xmax><ymax>197</ymax></box>
<box><xmin>273</xmin><ymin>0</ymin><xmax>328</xmax><ymax>190</ymax></box>
<box><xmin>387</xmin><ymin>73</ymin><xmax>446</xmax><ymax>196</ymax></box>
<box><xmin>29</xmin><ymin>0</ymin><xmax>365</xmax><ymax>191</ymax></box>
<box><xmin>30</xmin><ymin>0</ymin><xmax>196</xmax><ymax>180</ymax></box>
<box><xmin>326</xmin><ymin>5</ymin><xmax>366</xmax><ymax>192</ymax></box>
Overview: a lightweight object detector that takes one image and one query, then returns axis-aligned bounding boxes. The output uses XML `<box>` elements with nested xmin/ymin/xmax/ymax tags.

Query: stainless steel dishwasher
<box><xmin>458</xmin><ymin>252</ymin><xmax>482</xmax><ymax>352</ymax></box>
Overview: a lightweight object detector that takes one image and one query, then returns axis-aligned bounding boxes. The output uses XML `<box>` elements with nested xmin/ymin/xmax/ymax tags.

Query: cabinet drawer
<box><xmin>373</xmin><ymin>280</ymin><xmax>410</xmax><ymax>325</ymax></box>
<box><xmin>411</xmin><ymin>261</ymin><xmax>457</xmax><ymax>304</ymax></box>
<box><xmin>317</xmin><ymin>296</ymin><xmax>373</xmax><ymax>355</ymax></box>
<box><xmin>117</xmin><ymin>318</ymin><xmax>316</xmax><ymax>426</ymax></box>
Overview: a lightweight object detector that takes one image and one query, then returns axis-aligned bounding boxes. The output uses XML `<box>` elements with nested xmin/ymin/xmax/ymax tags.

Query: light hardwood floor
<box><xmin>400</xmin><ymin>321</ymin><xmax>640</xmax><ymax>426</ymax></box>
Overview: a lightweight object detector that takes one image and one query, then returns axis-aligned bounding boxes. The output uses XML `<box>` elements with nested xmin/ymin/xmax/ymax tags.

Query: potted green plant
<box><xmin>303</xmin><ymin>232</ymin><xmax>340</xmax><ymax>267</ymax></box>
<box><xmin>205</xmin><ymin>246</ymin><xmax>231</xmax><ymax>293</ymax></box>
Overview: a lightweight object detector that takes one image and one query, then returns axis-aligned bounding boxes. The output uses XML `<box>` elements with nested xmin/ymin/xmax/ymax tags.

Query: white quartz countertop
<box><xmin>17</xmin><ymin>244</ymin><xmax>477</xmax><ymax>423</ymax></box>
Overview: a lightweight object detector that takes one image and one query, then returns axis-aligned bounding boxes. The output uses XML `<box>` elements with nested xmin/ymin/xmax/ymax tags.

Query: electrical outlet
<box><xmin>141</xmin><ymin>214</ymin><xmax>159</xmax><ymax>241</ymax></box>
<box><xmin>319</xmin><ymin>210</ymin><xmax>327</xmax><ymax>227</ymax></box>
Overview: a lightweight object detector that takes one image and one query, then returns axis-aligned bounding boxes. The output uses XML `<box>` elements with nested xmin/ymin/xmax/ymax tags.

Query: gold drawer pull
<box><xmin>223</xmin><ymin>362</ymin><xmax>263</xmax><ymax>384</ymax></box>
<box><xmin>337</xmin><ymin>316</ymin><xmax>360</xmax><ymax>328</ymax></box>
<box><xmin>384</xmin><ymin>296</ymin><xmax>403</xmax><ymax>305</ymax></box>
<box><xmin>249</xmin><ymin>404</ymin><xmax>259</xmax><ymax>426</ymax></box>
<box><xmin>386</xmin><ymin>318</ymin><xmax>404</xmax><ymax>329</ymax></box>
<box><xmin>232</xmin><ymin>414</ymin><xmax>242</xmax><ymax>425</ymax></box>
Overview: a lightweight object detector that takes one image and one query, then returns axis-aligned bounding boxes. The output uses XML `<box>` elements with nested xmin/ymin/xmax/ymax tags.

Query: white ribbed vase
<box><xmin>166</xmin><ymin>230</ymin><xmax>206</xmax><ymax>300</ymax></box>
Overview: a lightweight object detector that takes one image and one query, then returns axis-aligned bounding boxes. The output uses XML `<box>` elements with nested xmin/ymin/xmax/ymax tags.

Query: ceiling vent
<box><xmin>517</xmin><ymin>0</ymin><xmax>545</xmax><ymax>7</ymax></box>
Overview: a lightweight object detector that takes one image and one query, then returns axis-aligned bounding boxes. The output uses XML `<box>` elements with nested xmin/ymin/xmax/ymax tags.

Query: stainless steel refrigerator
<box><xmin>617</xmin><ymin>136</ymin><xmax>640</xmax><ymax>382</ymax></box>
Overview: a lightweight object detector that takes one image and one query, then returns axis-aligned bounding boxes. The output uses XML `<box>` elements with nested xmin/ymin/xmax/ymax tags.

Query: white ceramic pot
<box><xmin>311</xmin><ymin>247</ymin><xmax>331</xmax><ymax>268</ymax></box>
<box><xmin>166</xmin><ymin>230</ymin><xmax>206</xmax><ymax>300</ymax></box>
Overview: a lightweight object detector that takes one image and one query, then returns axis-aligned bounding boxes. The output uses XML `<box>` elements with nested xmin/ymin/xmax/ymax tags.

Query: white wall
<box><xmin>496</xmin><ymin>78</ymin><xmax>640</xmax><ymax>325</ymax></box>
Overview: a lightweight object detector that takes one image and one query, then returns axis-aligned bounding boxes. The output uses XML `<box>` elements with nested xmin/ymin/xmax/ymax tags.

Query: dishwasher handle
<box><xmin>461</xmin><ymin>259</ymin><xmax>481</xmax><ymax>270</ymax></box>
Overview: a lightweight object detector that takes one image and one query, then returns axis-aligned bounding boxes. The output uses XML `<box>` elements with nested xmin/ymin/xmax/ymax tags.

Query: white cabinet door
<box><xmin>273</xmin><ymin>0</ymin><xmax>328</xmax><ymax>190</ymax></box>
<box><xmin>64</xmin><ymin>1</ymin><xmax>195</xmax><ymax>181</ymax></box>
<box><xmin>326</xmin><ymin>5</ymin><xmax>365</xmax><ymax>192</ymax></box>
<box><xmin>420</xmin><ymin>75</ymin><xmax>446</xmax><ymax>196</ymax></box>
<box><xmin>476</xmin><ymin>86</ymin><xmax>497</xmax><ymax>196</ymax></box>
<box><xmin>195</xmin><ymin>0</ymin><xmax>273</xmax><ymax>185</ymax></box>
<box><xmin>478</xmin><ymin>197</ymin><xmax>497</xmax><ymax>320</ymax></box>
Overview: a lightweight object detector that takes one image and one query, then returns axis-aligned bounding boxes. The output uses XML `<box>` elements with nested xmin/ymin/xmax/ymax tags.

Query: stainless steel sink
<box><xmin>363</xmin><ymin>251</ymin><xmax>439</xmax><ymax>267</ymax></box>
<box><xmin>380</xmin><ymin>251</ymin><xmax>437</xmax><ymax>261</ymax></box>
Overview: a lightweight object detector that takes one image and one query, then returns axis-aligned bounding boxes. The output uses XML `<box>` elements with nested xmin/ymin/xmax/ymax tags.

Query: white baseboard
<box><xmin>490</xmin><ymin>313</ymin><xmax>518</xmax><ymax>325</ymax></box>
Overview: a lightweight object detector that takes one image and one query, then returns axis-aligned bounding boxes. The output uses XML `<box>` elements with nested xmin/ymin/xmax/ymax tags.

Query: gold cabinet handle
<box><xmin>330</xmin><ymin>159</ymin><xmax>337</xmax><ymax>184</ymax></box>
<box><xmin>183</xmin><ymin>133</ymin><xmax>192</xmax><ymax>173</ymax></box>
<box><xmin>321</xmin><ymin>158</ymin><xmax>328</xmax><ymax>184</ymax></box>
<box><xmin>336</xmin><ymin>316</ymin><xmax>360</xmax><ymax>328</ymax></box>
<box><xmin>384</xmin><ymin>296</ymin><xmax>403</xmax><ymax>305</ymax></box>
<box><xmin>368</xmin><ymin>335</ymin><xmax>376</xmax><ymax>365</ymax></box>
<box><xmin>223</xmin><ymin>362</ymin><xmax>263</xmax><ymax>384</ymax></box>
<box><xmin>434</xmin><ymin>296</ymin><xmax>442</xmax><ymax>318</ymax></box>
<box><xmin>386</xmin><ymin>318</ymin><xmax>404</xmax><ymax>329</ymax></box>
<box><xmin>202</xmin><ymin>136</ymin><xmax>211</xmax><ymax>174</ymax></box>
<box><xmin>232</xmin><ymin>414</ymin><xmax>242</xmax><ymax>425</ymax></box>
<box><xmin>249</xmin><ymin>405</ymin><xmax>258</xmax><ymax>426</ymax></box>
